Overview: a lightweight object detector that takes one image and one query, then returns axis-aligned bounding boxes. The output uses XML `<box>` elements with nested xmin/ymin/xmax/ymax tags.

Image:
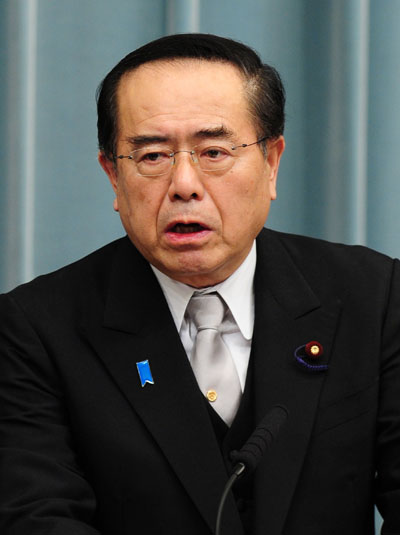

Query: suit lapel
<box><xmin>80</xmin><ymin>238</ymin><xmax>244</xmax><ymax>534</ymax></box>
<box><xmin>252</xmin><ymin>230</ymin><xmax>342</xmax><ymax>535</ymax></box>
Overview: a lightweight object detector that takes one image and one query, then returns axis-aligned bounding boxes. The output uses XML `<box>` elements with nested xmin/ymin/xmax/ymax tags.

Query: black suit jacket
<box><xmin>0</xmin><ymin>229</ymin><xmax>400</xmax><ymax>535</ymax></box>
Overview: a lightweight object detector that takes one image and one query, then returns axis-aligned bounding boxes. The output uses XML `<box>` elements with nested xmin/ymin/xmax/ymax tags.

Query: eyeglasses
<box><xmin>114</xmin><ymin>136</ymin><xmax>267</xmax><ymax>177</ymax></box>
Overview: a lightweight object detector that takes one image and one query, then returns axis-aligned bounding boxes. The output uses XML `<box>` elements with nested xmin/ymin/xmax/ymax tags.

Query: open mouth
<box><xmin>168</xmin><ymin>223</ymin><xmax>209</xmax><ymax>234</ymax></box>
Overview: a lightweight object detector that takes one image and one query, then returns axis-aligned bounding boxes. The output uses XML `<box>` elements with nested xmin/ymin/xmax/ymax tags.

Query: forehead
<box><xmin>115</xmin><ymin>59</ymin><xmax>255</xmax><ymax>141</ymax></box>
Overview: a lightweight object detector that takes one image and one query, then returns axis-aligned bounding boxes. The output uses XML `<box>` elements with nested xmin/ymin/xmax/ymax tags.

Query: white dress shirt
<box><xmin>151</xmin><ymin>242</ymin><xmax>256</xmax><ymax>391</ymax></box>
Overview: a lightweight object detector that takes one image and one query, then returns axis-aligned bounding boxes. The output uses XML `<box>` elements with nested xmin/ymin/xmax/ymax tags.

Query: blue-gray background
<box><xmin>2</xmin><ymin>0</ymin><xmax>399</xmax><ymax>528</ymax></box>
<box><xmin>2</xmin><ymin>0</ymin><xmax>400</xmax><ymax>294</ymax></box>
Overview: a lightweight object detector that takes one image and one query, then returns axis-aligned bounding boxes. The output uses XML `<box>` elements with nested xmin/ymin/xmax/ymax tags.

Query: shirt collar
<box><xmin>151</xmin><ymin>242</ymin><xmax>256</xmax><ymax>340</ymax></box>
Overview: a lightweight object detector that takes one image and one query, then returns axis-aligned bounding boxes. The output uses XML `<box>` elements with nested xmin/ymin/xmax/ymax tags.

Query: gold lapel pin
<box><xmin>305</xmin><ymin>341</ymin><xmax>324</xmax><ymax>359</ymax></box>
<box><xmin>294</xmin><ymin>341</ymin><xmax>327</xmax><ymax>371</ymax></box>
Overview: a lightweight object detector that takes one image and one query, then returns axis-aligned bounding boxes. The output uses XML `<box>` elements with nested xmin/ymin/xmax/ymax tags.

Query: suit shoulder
<box><xmin>258</xmin><ymin>229</ymin><xmax>397</xmax><ymax>299</ymax></box>
<box><xmin>262</xmin><ymin>228</ymin><xmax>395</xmax><ymax>271</ymax></box>
<box><xmin>1</xmin><ymin>237</ymin><xmax>128</xmax><ymax>309</ymax></box>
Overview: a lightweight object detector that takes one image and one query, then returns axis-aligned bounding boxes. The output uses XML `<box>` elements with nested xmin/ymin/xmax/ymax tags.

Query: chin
<box><xmin>176</xmin><ymin>263</ymin><xmax>231</xmax><ymax>287</ymax></box>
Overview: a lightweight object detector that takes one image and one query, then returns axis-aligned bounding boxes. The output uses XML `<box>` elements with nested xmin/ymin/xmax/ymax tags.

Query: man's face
<box><xmin>99</xmin><ymin>59</ymin><xmax>284</xmax><ymax>287</ymax></box>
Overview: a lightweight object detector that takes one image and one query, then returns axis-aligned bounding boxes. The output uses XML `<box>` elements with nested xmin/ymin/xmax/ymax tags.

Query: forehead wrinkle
<box><xmin>116</xmin><ymin>60</ymin><xmax>258</xmax><ymax>146</ymax></box>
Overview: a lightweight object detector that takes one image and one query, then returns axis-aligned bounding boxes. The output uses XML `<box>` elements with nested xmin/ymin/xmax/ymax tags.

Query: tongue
<box><xmin>172</xmin><ymin>223</ymin><xmax>205</xmax><ymax>233</ymax></box>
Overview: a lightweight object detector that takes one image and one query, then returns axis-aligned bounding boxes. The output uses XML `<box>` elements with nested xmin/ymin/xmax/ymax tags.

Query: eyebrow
<box><xmin>192</xmin><ymin>126</ymin><xmax>235</xmax><ymax>141</ymax></box>
<box><xmin>125</xmin><ymin>126</ymin><xmax>235</xmax><ymax>149</ymax></box>
<box><xmin>125</xmin><ymin>135</ymin><xmax>170</xmax><ymax>149</ymax></box>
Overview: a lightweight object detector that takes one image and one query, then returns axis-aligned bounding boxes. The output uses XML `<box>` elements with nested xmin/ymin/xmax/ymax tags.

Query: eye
<box><xmin>133</xmin><ymin>149</ymin><xmax>171</xmax><ymax>164</ymax></box>
<box><xmin>201</xmin><ymin>147</ymin><xmax>230</xmax><ymax>160</ymax></box>
<box><xmin>141</xmin><ymin>151</ymin><xmax>168</xmax><ymax>163</ymax></box>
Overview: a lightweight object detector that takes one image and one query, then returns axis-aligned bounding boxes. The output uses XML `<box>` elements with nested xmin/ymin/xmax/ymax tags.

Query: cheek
<box><xmin>225</xmin><ymin>172</ymin><xmax>269</xmax><ymax>210</ymax></box>
<box><xmin>217</xmin><ymin>174</ymin><xmax>271</xmax><ymax>234</ymax></box>
<box><xmin>119</xmin><ymin>179</ymin><xmax>155</xmax><ymax>213</ymax></box>
<box><xmin>118</xmin><ymin>181</ymin><xmax>163</xmax><ymax>234</ymax></box>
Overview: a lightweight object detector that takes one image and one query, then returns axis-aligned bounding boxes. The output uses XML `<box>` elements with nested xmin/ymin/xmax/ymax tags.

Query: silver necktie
<box><xmin>187</xmin><ymin>292</ymin><xmax>241</xmax><ymax>426</ymax></box>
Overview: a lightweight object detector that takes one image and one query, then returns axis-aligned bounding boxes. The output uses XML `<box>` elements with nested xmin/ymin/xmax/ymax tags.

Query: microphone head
<box><xmin>230</xmin><ymin>405</ymin><xmax>288</xmax><ymax>475</ymax></box>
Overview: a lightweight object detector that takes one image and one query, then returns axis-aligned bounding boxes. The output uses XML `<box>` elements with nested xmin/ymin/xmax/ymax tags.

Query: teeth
<box><xmin>172</xmin><ymin>223</ymin><xmax>204</xmax><ymax>233</ymax></box>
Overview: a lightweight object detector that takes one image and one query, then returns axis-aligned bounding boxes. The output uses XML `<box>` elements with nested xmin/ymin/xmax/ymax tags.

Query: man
<box><xmin>0</xmin><ymin>33</ymin><xmax>399</xmax><ymax>535</ymax></box>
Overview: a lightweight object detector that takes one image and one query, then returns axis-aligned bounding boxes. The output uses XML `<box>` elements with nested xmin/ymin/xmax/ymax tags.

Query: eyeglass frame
<box><xmin>113</xmin><ymin>135</ymin><xmax>268</xmax><ymax>177</ymax></box>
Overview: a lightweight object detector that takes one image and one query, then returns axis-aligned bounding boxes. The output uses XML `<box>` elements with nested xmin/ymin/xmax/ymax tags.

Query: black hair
<box><xmin>96</xmin><ymin>33</ymin><xmax>285</xmax><ymax>159</ymax></box>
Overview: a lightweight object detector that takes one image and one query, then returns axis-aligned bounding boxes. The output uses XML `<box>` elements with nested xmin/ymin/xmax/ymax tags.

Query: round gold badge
<box><xmin>206</xmin><ymin>390</ymin><xmax>218</xmax><ymax>402</ymax></box>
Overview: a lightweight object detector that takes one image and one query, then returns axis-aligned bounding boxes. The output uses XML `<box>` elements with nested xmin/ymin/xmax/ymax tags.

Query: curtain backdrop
<box><xmin>2</xmin><ymin>0</ymin><xmax>398</xmax><ymax>528</ymax></box>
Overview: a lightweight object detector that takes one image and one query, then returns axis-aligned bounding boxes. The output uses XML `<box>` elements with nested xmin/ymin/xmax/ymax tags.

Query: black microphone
<box><xmin>215</xmin><ymin>405</ymin><xmax>289</xmax><ymax>535</ymax></box>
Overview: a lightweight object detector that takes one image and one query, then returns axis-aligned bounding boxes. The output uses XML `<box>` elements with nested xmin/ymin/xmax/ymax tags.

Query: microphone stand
<box><xmin>215</xmin><ymin>462</ymin><xmax>245</xmax><ymax>535</ymax></box>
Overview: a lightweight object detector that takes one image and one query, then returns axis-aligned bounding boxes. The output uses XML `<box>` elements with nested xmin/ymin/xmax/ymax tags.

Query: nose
<box><xmin>167</xmin><ymin>152</ymin><xmax>205</xmax><ymax>202</ymax></box>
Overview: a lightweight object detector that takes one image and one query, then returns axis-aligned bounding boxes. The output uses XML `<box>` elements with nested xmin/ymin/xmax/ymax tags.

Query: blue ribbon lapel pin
<box><xmin>136</xmin><ymin>360</ymin><xmax>155</xmax><ymax>387</ymax></box>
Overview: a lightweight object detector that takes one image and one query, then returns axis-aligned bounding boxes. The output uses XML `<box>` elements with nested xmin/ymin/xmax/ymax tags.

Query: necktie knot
<box><xmin>187</xmin><ymin>292</ymin><xmax>225</xmax><ymax>331</ymax></box>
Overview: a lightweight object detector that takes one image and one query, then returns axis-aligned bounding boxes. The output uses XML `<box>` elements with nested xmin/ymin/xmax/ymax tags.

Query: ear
<box><xmin>98</xmin><ymin>151</ymin><xmax>119</xmax><ymax>212</ymax></box>
<box><xmin>265</xmin><ymin>135</ymin><xmax>285</xmax><ymax>200</ymax></box>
